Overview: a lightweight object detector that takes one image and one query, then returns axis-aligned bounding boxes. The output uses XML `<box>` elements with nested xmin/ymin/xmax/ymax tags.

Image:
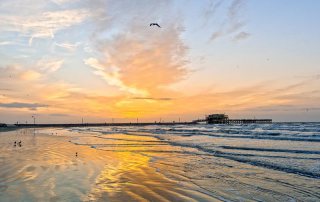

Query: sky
<box><xmin>0</xmin><ymin>0</ymin><xmax>320</xmax><ymax>123</ymax></box>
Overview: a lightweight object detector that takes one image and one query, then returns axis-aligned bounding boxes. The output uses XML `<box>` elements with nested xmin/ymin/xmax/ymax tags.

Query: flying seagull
<box><xmin>150</xmin><ymin>23</ymin><xmax>161</xmax><ymax>28</ymax></box>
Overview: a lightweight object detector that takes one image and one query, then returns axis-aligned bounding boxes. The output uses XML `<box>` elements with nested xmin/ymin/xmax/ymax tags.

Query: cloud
<box><xmin>226</xmin><ymin>0</ymin><xmax>246</xmax><ymax>33</ymax></box>
<box><xmin>0</xmin><ymin>64</ymin><xmax>76</xmax><ymax>108</ymax></box>
<box><xmin>228</xmin><ymin>0</ymin><xmax>245</xmax><ymax>20</ymax></box>
<box><xmin>210</xmin><ymin>31</ymin><xmax>224</xmax><ymax>41</ymax></box>
<box><xmin>158</xmin><ymin>77</ymin><xmax>320</xmax><ymax>118</ymax></box>
<box><xmin>0</xmin><ymin>41</ymin><xmax>15</xmax><ymax>46</ymax></box>
<box><xmin>0</xmin><ymin>102</ymin><xmax>48</xmax><ymax>110</ymax></box>
<box><xmin>0</xmin><ymin>65</ymin><xmax>22</xmax><ymax>83</ymax></box>
<box><xmin>0</xmin><ymin>9</ymin><xmax>90</xmax><ymax>45</ymax></box>
<box><xmin>19</xmin><ymin>70</ymin><xmax>42</xmax><ymax>81</ymax></box>
<box><xmin>49</xmin><ymin>113</ymin><xmax>69</xmax><ymax>116</ymax></box>
<box><xmin>84</xmin><ymin>58</ymin><xmax>148</xmax><ymax>96</ymax></box>
<box><xmin>37</xmin><ymin>58</ymin><xmax>64</xmax><ymax>73</ymax></box>
<box><xmin>248</xmin><ymin>105</ymin><xmax>320</xmax><ymax>112</ymax></box>
<box><xmin>0</xmin><ymin>58</ymin><xmax>62</xmax><ymax>87</ymax></box>
<box><xmin>207</xmin><ymin>0</ymin><xmax>250</xmax><ymax>42</ymax></box>
<box><xmin>54</xmin><ymin>42</ymin><xmax>81</xmax><ymax>51</ymax></box>
<box><xmin>84</xmin><ymin>0</ymin><xmax>188</xmax><ymax>96</ymax></box>
<box><xmin>51</xmin><ymin>0</ymin><xmax>77</xmax><ymax>5</ymax></box>
<box><xmin>233</xmin><ymin>31</ymin><xmax>251</xmax><ymax>41</ymax></box>
<box><xmin>104</xmin><ymin>25</ymin><xmax>187</xmax><ymax>90</ymax></box>
<box><xmin>0</xmin><ymin>88</ymin><xmax>11</xmax><ymax>91</ymax></box>
<box><xmin>131</xmin><ymin>97</ymin><xmax>173</xmax><ymax>101</ymax></box>
<box><xmin>204</xmin><ymin>0</ymin><xmax>223</xmax><ymax>20</ymax></box>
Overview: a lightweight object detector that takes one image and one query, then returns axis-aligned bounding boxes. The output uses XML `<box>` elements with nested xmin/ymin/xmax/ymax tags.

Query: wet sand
<box><xmin>0</xmin><ymin>128</ymin><xmax>215</xmax><ymax>201</ymax></box>
<box><xmin>0</xmin><ymin>129</ymin><xmax>109</xmax><ymax>201</ymax></box>
<box><xmin>1</xmin><ymin>127</ymin><xmax>319</xmax><ymax>201</ymax></box>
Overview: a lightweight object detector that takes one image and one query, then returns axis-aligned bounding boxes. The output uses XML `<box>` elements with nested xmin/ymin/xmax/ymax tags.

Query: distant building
<box><xmin>206</xmin><ymin>114</ymin><xmax>229</xmax><ymax>124</ymax></box>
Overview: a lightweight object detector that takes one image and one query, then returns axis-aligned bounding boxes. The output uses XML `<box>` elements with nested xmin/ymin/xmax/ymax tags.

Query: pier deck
<box><xmin>207</xmin><ymin>119</ymin><xmax>272</xmax><ymax>124</ymax></box>
<box><xmin>196</xmin><ymin>114</ymin><xmax>272</xmax><ymax>124</ymax></box>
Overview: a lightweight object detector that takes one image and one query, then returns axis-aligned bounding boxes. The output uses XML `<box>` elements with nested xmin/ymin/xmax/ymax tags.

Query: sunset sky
<box><xmin>0</xmin><ymin>0</ymin><xmax>320</xmax><ymax>123</ymax></box>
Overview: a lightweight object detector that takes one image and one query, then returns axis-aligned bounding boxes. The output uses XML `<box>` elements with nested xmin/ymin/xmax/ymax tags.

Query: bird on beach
<box><xmin>150</xmin><ymin>23</ymin><xmax>161</xmax><ymax>28</ymax></box>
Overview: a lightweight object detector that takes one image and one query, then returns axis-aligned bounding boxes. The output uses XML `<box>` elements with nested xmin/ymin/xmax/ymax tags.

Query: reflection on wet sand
<box><xmin>0</xmin><ymin>129</ymin><xmax>108</xmax><ymax>201</ymax></box>
<box><xmin>0</xmin><ymin>129</ymin><xmax>216</xmax><ymax>201</ymax></box>
<box><xmin>86</xmin><ymin>149</ymin><xmax>215</xmax><ymax>201</ymax></box>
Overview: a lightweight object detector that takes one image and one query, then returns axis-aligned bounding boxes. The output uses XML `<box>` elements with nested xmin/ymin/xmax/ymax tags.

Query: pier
<box><xmin>1</xmin><ymin>114</ymin><xmax>272</xmax><ymax>128</ymax></box>
<box><xmin>194</xmin><ymin>114</ymin><xmax>272</xmax><ymax>124</ymax></box>
<box><xmin>227</xmin><ymin>119</ymin><xmax>271</xmax><ymax>124</ymax></box>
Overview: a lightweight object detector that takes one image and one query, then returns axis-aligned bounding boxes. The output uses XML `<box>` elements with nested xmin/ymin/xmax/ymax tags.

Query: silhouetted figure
<box><xmin>76</xmin><ymin>152</ymin><xmax>78</xmax><ymax>157</ymax></box>
<box><xmin>150</xmin><ymin>23</ymin><xmax>161</xmax><ymax>28</ymax></box>
<box><xmin>18</xmin><ymin>140</ymin><xmax>22</xmax><ymax>147</ymax></box>
<box><xmin>14</xmin><ymin>141</ymin><xmax>16</xmax><ymax>147</ymax></box>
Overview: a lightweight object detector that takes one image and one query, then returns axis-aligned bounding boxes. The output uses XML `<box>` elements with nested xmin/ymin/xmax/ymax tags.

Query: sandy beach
<box><xmin>1</xmin><ymin>125</ymin><xmax>320</xmax><ymax>201</ymax></box>
<box><xmin>0</xmin><ymin>128</ymin><xmax>216</xmax><ymax>201</ymax></box>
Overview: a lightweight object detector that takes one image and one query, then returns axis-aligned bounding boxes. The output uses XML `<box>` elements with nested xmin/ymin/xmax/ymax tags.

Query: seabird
<box><xmin>150</xmin><ymin>23</ymin><xmax>161</xmax><ymax>28</ymax></box>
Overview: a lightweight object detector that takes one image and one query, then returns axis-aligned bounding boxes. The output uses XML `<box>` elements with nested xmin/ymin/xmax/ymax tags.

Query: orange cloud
<box><xmin>85</xmin><ymin>24</ymin><xmax>188</xmax><ymax>100</ymax></box>
<box><xmin>20</xmin><ymin>70</ymin><xmax>41</xmax><ymax>81</ymax></box>
<box><xmin>102</xmin><ymin>24</ymin><xmax>188</xmax><ymax>90</ymax></box>
<box><xmin>85</xmin><ymin>58</ymin><xmax>148</xmax><ymax>96</ymax></box>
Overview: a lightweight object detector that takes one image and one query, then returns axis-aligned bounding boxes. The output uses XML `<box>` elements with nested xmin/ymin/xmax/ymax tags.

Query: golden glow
<box><xmin>1</xmin><ymin>1</ymin><xmax>319</xmax><ymax>122</ymax></box>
